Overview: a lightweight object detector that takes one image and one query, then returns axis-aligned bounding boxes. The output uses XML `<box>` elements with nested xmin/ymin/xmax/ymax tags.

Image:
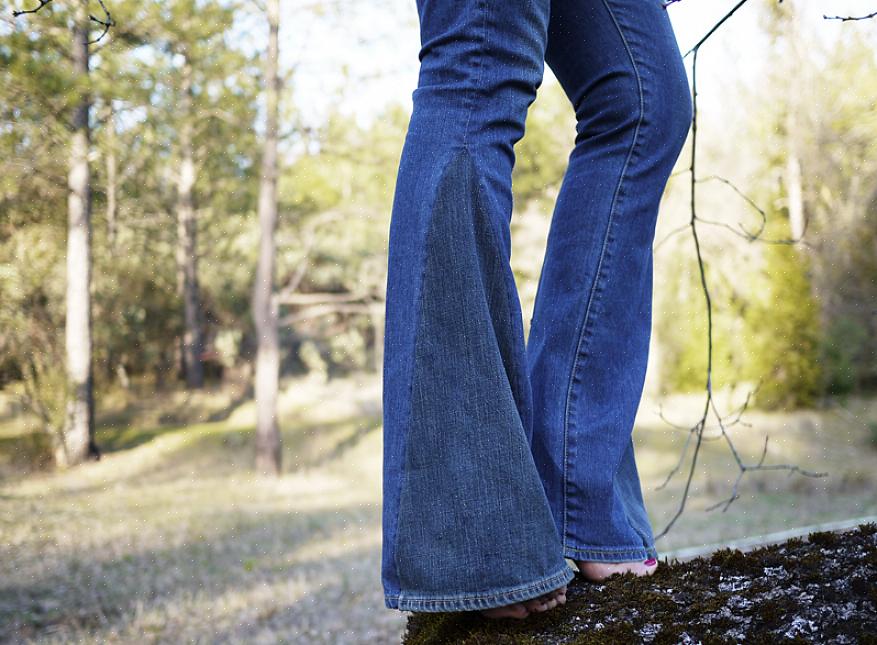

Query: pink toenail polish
<box><xmin>644</xmin><ymin>558</ymin><xmax>657</xmax><ymax>566</ymax></box>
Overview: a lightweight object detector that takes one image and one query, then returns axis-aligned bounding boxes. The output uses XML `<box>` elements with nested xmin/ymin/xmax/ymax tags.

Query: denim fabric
<box><xmin>382</xmin><ymin>0</ymin><xmax>693</xmax><ymax>613</ymax></box>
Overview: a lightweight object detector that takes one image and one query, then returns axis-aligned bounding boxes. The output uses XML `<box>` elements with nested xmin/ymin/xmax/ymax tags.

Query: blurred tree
<box><xmin>744</xmin><ymin>5</ymin><xmax>877</xmax><ymax>399</ymax></box>
<box><xmin>253</xmin><ymin>0</ymin><xmax>282</xmax><ymax>476</ymax></box>
<box><xmin>655</xmin><ymin>235</ymin><xmax>751</xmax><ymax>396</ymax></box>
<box><xmin>5</xmin><ymin>0</ymin><xmax>105</xmax><ymax>465</ymax></box>
<box><xmin>657</xmin><ymin>6</ymin><xmax>877</xmax><ymax>406</ymax></box>
<box><xmin>61</xmin><ymin>0</ymin><xmax>100</xmax><ymax>466</ymax></box>
<box><xmin>140</xmin><ymin>0</ymin><xmax>245</xmax><ymax>389</ymax></box>
<box><xmin>742</xmin><ymin>208</ymin><xmax>822</xmax><ymax>410</ymax></box>
<box><xmin>275</xmin><ymin>104</ymin><xmax>407</xmax><ymax>377</ymax></box>
<box><xmin>1</xmin><ymin>0</ymin><xmax>260</xmax><ymax>466</ymax></box>
<box><xmin>513</xmin><ymin>81</ymin><xmax>574</xmax><ymax>211</ymax></box>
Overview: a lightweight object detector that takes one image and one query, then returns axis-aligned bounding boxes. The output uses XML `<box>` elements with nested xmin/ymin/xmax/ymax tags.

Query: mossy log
<box><xmin>402</xmin><ymin>522</ymin><xmax>877</xmax><ymax>644</ymax></box>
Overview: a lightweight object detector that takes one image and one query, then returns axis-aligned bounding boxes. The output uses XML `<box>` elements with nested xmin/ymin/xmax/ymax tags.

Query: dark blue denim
<box><xmin>382</xmin><ymin>0</ymin><xmax>692</xmax><ymax>613</ymax></box>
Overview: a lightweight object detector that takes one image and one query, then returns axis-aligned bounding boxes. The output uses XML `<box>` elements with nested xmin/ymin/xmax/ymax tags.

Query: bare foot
<box><xmin>575</xmin><ymin>557</ymin><xmax>658</xmax><ymax>582</ymax></box>
<box><xmin>479</xmin><ymin>584</ymin><xmax>567</xmax><ymax>619</ymax></box>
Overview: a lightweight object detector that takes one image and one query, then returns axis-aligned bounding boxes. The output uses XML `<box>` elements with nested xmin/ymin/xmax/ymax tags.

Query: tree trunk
<box><xmin>785</xmin><ymin>125</ymin><xmax>805</xmax><ymax>240</ymax></box>
<box><xmin>175</xmin><ymin>56</ymin><xmax>204</xmax><ymax>389</ymax></box>
<box><xmin>784</xmin><ymin>9</ymin><xmax>806</xmax><ymax>242</ymax></box>
<box><xmin>253</xmin><ymin>0</ymin><xmax>282</xmax><ymax>476</ymax></box>
<box><xmin>60</xmin><ymin>0</ymin><xmax>99</xmax><ymax>467</ymax></box>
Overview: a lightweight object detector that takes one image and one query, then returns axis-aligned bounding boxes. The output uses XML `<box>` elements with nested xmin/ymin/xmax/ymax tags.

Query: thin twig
<box><xmin>651</xmin><ymin>0</ymin><xmax>830</xmax><ymax>541</ymax></box>
<box><xmin>11</xmin><ymin>0</ymin><xmax>115</xmax><ymax>43</ymax></box>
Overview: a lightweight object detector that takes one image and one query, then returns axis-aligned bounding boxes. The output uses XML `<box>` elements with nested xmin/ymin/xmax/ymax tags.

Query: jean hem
<box><xmin>563</xmin><ymin>543</ymin><xmax>658</xmax><ymax>562</ymax></box>
<box><xmin>383</xmin><ymin>563</ymin><xmax>575</xmax><ymax>612</ymax></box>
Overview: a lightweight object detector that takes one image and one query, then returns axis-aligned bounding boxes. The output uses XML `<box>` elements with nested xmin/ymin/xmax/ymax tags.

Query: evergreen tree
<box><xmin>742</xmin><ymin>209</ymin><xmax>822</xmax><ymax>410</ymax></box>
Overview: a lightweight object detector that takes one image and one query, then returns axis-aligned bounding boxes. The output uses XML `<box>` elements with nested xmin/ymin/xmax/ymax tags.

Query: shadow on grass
<box><xmin>206</xmin><ymin>382</ymin><xmax>254</xmax><ymax>423</ymax></box>
<box><xmin>0</xmin><ymin>503</ymin><xmax>386</xmax><ymax>643</ymax></box>
<box><xmin>121</xmin><ymin>415</ymin><xmax>381</xmax><ymax>486</ymax></box>
<box><xmin>95</xmin><ymin>383</ymin><xmax>253</xmax><ymax>453</ymax></box>
<box><xmin>10</xmin><ymin>412</ymin><xmax>382</xmax><ymax>500</ymax></box>
<box><xmin>95</xmin><ymin>423</ymin><xmax>176</xmax><ymax>453</ymax></box>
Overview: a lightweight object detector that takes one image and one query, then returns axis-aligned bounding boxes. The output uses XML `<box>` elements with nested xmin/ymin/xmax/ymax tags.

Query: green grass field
<box><xmin>1</xmin><ymin>374</ymin><xmax>875</xmax><ymax>643</ymax></box>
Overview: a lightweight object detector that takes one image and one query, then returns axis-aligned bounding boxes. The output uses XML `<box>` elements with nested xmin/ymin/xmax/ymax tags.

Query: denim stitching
<box><xmin>565</xmin><ymin>544</ymin><xmax>656</xmax><ymax>553</ymax></box>
<box><xmin>390</xmin><ymin>566</ymin><xmax>574</xmax><ymax>611</ymax></box>
<box><xmin>599</xmin><ymin>3</ymin><xmax>656</xmax><ymax>551</ymax></box>
<box><xmin>388</xmin><ymin>573</ymin><xmax>570</xmax><ymax>607</ymax></box>
<box><xmin>617</xmin><ymin>437</ymin><xmax>654</xmax><ymax>547</ymax></box>
<box><xmin>461</xmin><ymin>0</ymin><xmax>488</xmax><ymax>146</ymax></box>
<box><xmin>469</xmin><ymin>149</ymin><xmax>542</xmax><ymax>486</ymax></box>
<box><xmin>561</xmin><ymin>0</ymin><xmax>646</xmax><ymax>552</ymax></box>
<box><xmin>402</xmin><ymin>568</ymin><xmax>570</xmax><ymax>603</ymax></box>
<box><xmin>564</xmin><ymin>543</ymin><xmax>658</xmax><ymax>556</ymax></box>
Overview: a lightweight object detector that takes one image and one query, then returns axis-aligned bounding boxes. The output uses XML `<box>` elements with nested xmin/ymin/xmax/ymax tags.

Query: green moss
<box><xmin>568</xmin><ymin>620</ymin><xmax>638</xmax><ymax>644</ymax></box>
<box><xmin>798</xmin><ymin>550</ymin><xmax>823</xmax><ymax>570</ymax></box>
<box><xmin>709</xmin><ymin>547</ymin><xmax>748</xmax><ymax>571</ymax></box>
<box><xmin>701</xmin><ymin>635</ymin><xmax>737</xmax><ymax>645</ymax></box>
<box><xmin>806</xmin><ymin>529</ymin><xmax>839</xmax><ymax>547</ymax></box>
<box><xmin>856</xmin><ymin>522</ymin><xmax>877</xmax><ymax>538</ymax></box>
<box><xmin>698</xmin><ymin>591</ymin><xmax>733</xmax><ymax>613</ymax></box>
<box><xmin>634</xmin><ymin>590</ymin><xmax>678</xmax><ymax>614</ymax></box>
<box><xmin>755</xmin><ymin>599</ymin><xmax>787</xmax><ymax>630</ymax></box>
<box><xmin>865</xmin><ymin>549</ymin><xmax>877</xmax><ymax>568</ymax></box>
<box><xmin>403</xmin><ymin>523</ymin><xmax>877</xmax><ymax>644</ymax></box>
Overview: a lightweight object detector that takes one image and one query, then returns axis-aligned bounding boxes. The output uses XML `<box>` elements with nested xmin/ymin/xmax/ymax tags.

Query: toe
<box><xmin>576</xmin><ymin>558</ymin><xmax>659</xmax><ymax>582</ymax></box>
<box><xmin>523</xmin><ymin>597</ymin><xmax>548</xmax><ymax>613</ymax></box>
<box><xmin>509</xmin><ymin>602</ymin><xmax>530</xmax><ymax>619</ymax></box>
<box><xmin>480</xmin><ymin>602</ymin><xmax>530</xmax><ymax>620</ymax></box>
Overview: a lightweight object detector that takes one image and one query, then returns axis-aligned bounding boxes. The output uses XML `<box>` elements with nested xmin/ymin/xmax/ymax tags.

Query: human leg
<box><xmin>381</xmin><ymin>0</ymin><xmax>575</xmax><ymax>614</ymax></box>
<box><xmin>527</xmin><ymin>0</ymin><xmax>693</xmax><ymax>569</ymax></box>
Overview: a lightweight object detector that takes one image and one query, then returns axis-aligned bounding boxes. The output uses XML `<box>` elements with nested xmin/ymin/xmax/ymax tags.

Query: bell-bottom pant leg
<box><xmin>381</xmin><ymin>0</ymin><xmax>576</xmax><ymax>613</ymax></box>
<box><xmin>527</xmin><ymin>0</ymin><xmax>693</xmax><ymax>562</ymax></box>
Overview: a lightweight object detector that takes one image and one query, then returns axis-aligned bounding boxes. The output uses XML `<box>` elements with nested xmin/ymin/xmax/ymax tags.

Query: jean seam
<box><xmin>619</xmin><ymin>436</ymin><xmax>653</xmax><ymax>547</ymax></box>
<box><xmin>561</xmin><ymin>0</ymin><xmax>646</xmax><ymax>552</ymax></box>
<box><xmin>461</xmin><ymin>0</ymin><xmax>488</xmax><ymax>146</ymax></box>
<box><xmin>565</xmin><ymin>544</ymin><xmax>654</xmax><ymax>553</ymax></box>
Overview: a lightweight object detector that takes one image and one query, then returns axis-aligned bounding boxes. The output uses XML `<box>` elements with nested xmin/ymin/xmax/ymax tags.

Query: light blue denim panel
<box><xmin>390</xmin><ymin>146</ymin><xmax>574</xmax><ymax>612</ymax></box>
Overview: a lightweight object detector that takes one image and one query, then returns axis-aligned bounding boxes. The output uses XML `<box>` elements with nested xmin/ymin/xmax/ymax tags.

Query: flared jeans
<box><xmin>381</xmin><ymin>0</ymin><xmax>693</xmax><ymax>612</ymax></box>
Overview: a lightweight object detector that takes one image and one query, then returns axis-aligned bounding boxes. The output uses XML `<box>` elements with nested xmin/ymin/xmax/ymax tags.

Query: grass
<box><xmin>1</xmin><ymin>374</ymin><xmax>876</xmax><ymax>644</ymax></box>
<box><xmin>0</xmin><ymin>373</ymin><xmax>402</xmax><ymax>644</ymax></box>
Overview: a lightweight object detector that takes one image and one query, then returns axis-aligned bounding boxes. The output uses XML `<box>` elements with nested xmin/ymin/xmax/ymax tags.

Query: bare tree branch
<box><xmin>11</xmin><ymin>0</ymin><xmax>115</xmax><ymax>43</ymax></box>
<box><xmin>823</xmin><ymin>10</ymin><xmax>877</xmax><ymax>21</ymax></box>
<box><xmin>649</xmin><ymin>0</ymin><xmax>830</xmax><ymax>542</ymax></box>
<box><xmin>12</xmin><ymin>0</ymin><xmax>54</xmax><ymax>17</ymax></box>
